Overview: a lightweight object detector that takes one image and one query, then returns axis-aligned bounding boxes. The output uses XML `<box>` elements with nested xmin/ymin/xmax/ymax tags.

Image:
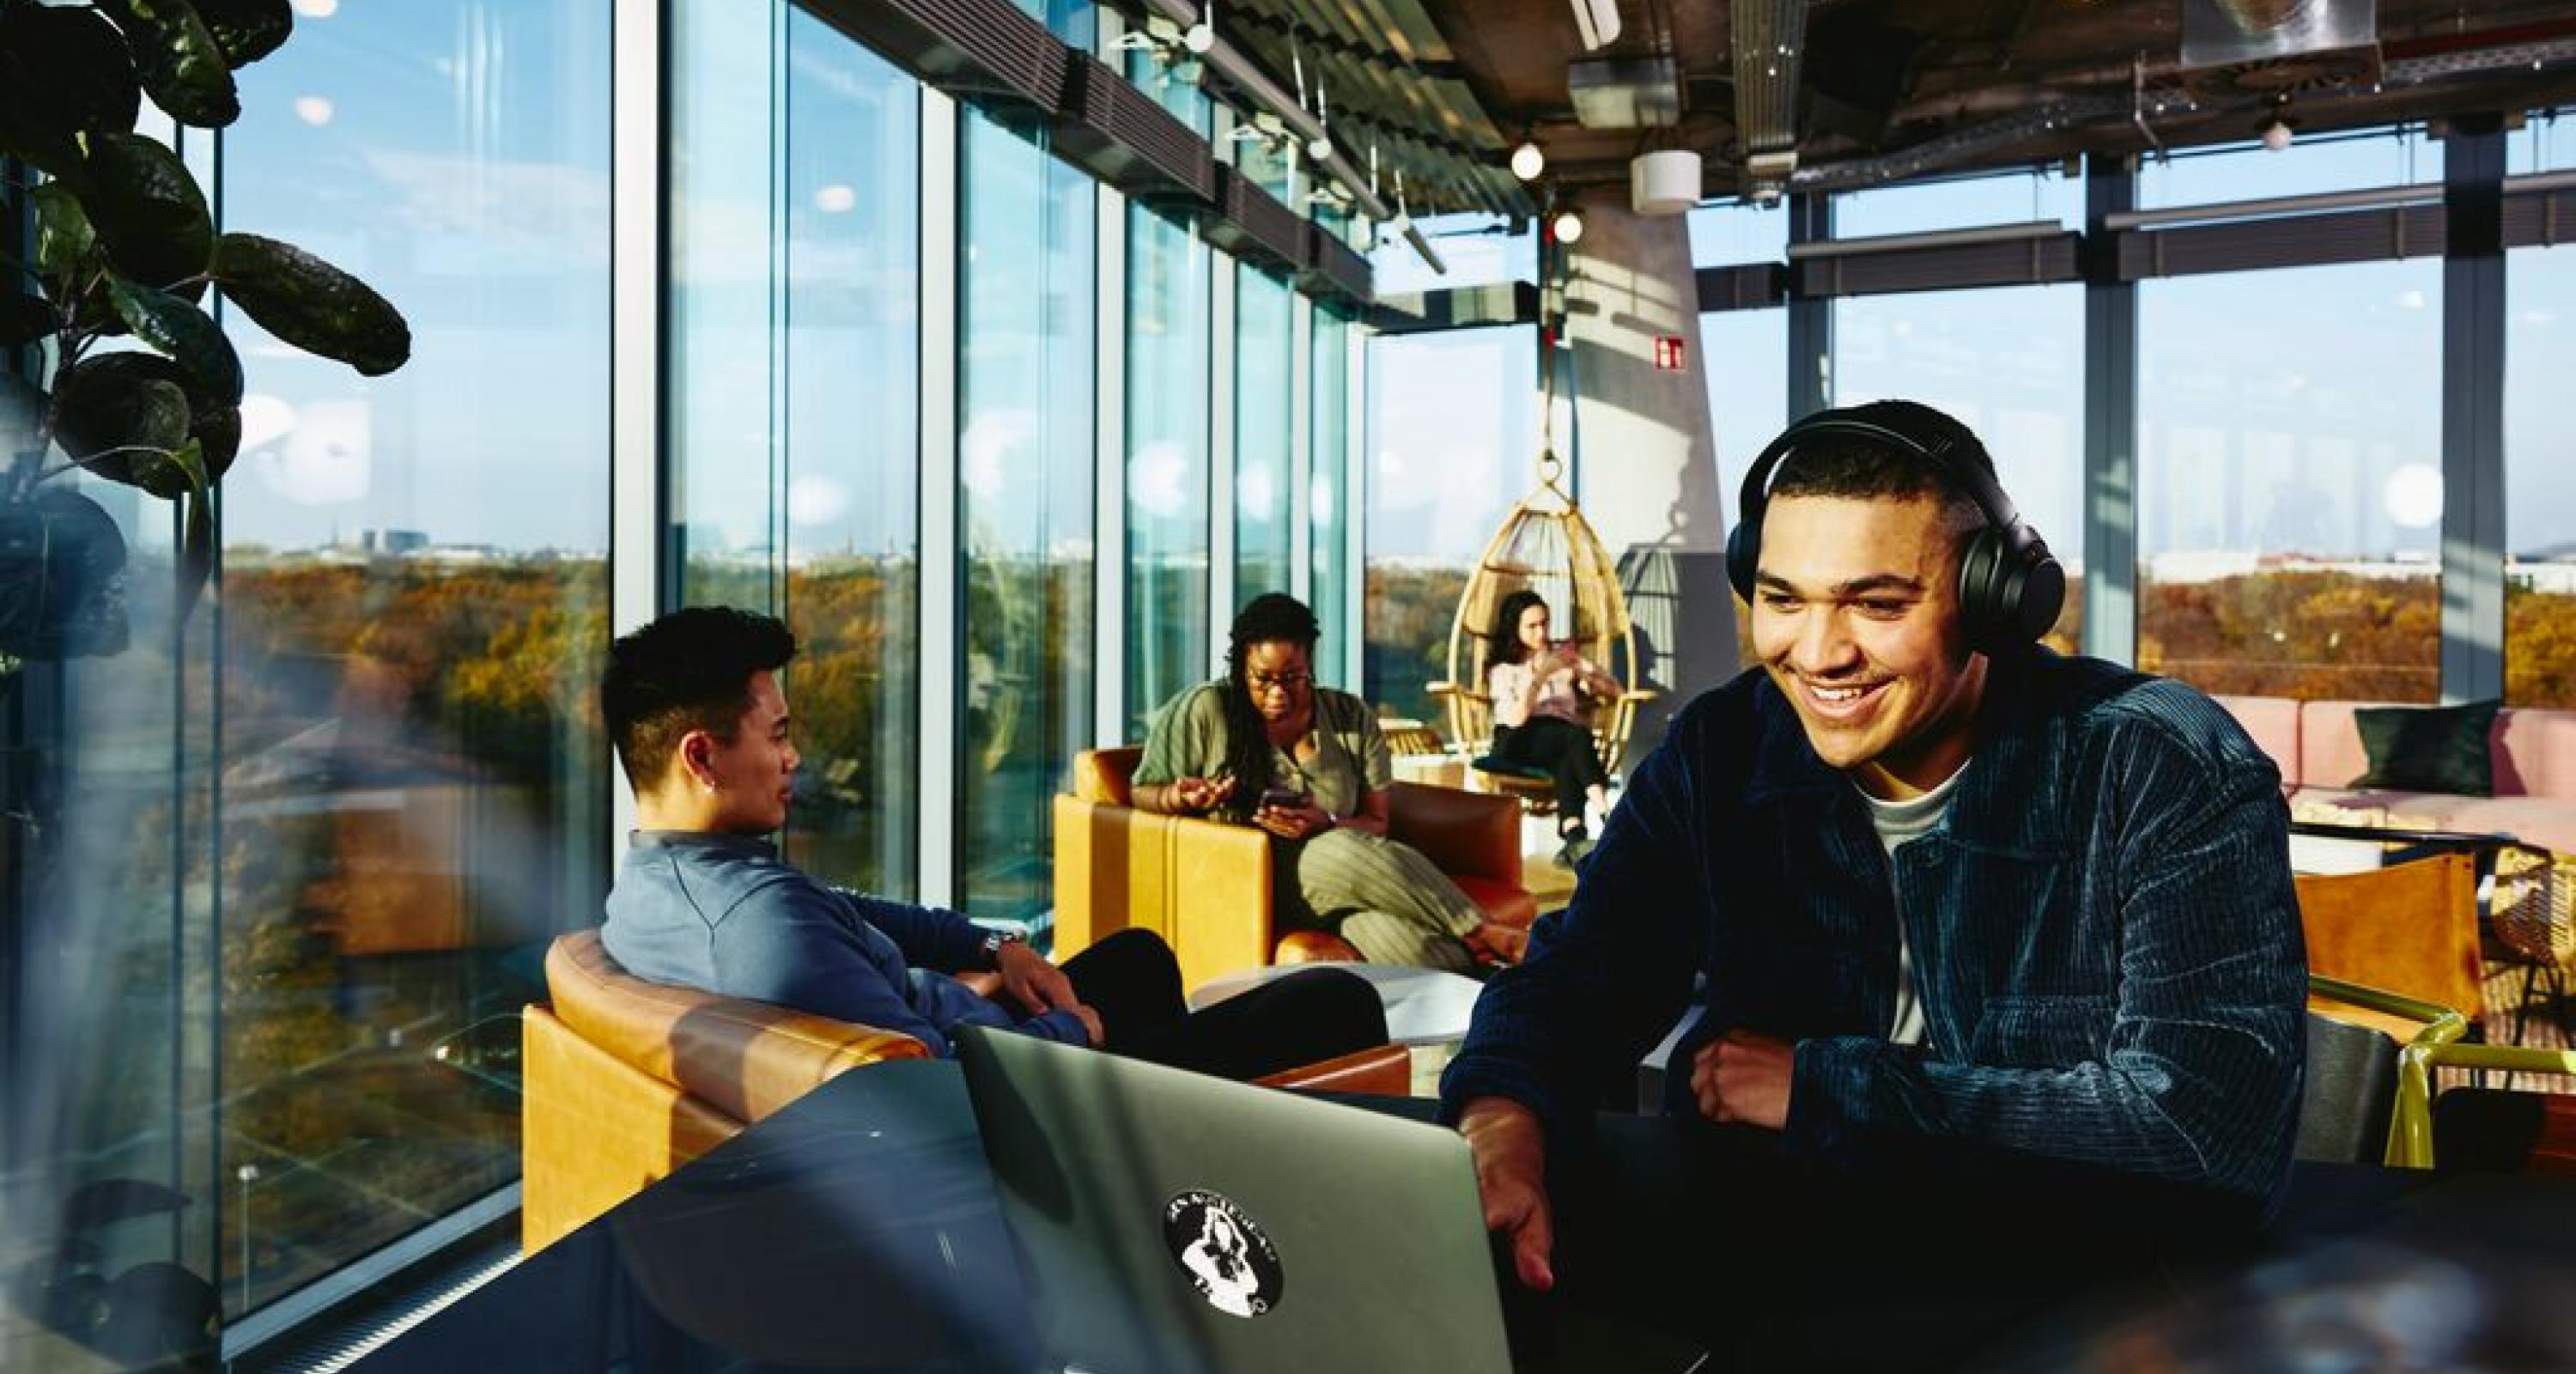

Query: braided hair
<box><xmin>1218</xmin><ymin>593</ymin><xmax>1321</xmax><ymax>823</ymax></box>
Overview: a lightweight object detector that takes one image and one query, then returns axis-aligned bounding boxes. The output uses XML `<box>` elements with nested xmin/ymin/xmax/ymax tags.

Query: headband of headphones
<box><xmin>1727</xmin><ymin>400</ymin><xmax>2064</xmax><ymax>651</ymax></box>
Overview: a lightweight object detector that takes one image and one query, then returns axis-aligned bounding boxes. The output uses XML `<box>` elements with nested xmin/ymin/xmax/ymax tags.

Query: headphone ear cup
<box><xmin>2019</xmin><ymin>550</ymin><xmax>2068</xmax><ymax>643</ymax></box>
<box><xmin>1955</xmin><ymin>529</ymin><xmax>2008</xmax><ymax>654</ymax></box>
<box><xmin>1726</xmin><ymin>518</ymin><xmax>1760</xmax><ymax>605</ymax></box>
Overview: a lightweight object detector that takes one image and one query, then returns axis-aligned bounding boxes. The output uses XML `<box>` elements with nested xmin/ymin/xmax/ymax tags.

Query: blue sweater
<box><xmin>1442</xmin><ymin>653</ymin><xmax>2307</xmax><ymax>1205</ymax></box>
<box><xmin>600</xmin><ymin>831</ymin><xmax>1088</xmax><ymax>1056</ymax></box>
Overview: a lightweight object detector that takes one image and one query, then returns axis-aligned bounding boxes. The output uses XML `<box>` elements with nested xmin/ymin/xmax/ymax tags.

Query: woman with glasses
<box><xmin>1131</xmin><ymin>593</ymin><xmax>1522</xmax><ymax>971</ymax></box>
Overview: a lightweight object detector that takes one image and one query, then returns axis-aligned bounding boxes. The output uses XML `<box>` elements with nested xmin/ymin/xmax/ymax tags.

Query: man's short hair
<box><xmin>1766</xmin><ymin>404</ymin><xmax>1991</xmax><ymax>541</ymax></box>
<box><xmin>602</xmin><ymin>607</ymin><xmax>797</xmax><ymax>789</ymax></box>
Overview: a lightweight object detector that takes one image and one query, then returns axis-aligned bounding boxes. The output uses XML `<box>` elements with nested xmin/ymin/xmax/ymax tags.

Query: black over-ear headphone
<box><xmin>1725</xmin><ymin>399</ymin><xmax>2066</xmax><ymax>655</ymax></box>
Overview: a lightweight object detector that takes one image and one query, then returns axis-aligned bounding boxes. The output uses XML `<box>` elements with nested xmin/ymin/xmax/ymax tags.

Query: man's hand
<box><xmin>995</xmin><ymin>940</ymin><xmax>1078</xmax><ymax>1015</ymax></box>
<box><xmin>1253</xmin><ymin>799</ymin><xmax>1334</xmax><ymax>841</ymax></box>
<box><xmin>1458</xmin><ymin>1097</ymin><xmax>1554</xmax><ymax>1291</ymax></box>
<box><xmin>1171</xmin><ymin>775</ymin><xmax>1236</xmax><ymax>814</ymax></box>
<box><xmin>1690</xmin><ymin>1030</ymin><xmax>1795</xmax><ymax>1130</ymax></box>
<box><xmin>1463</xmin><ymin>920</ymin><xmax>1528</xmax><ymax>966</ymax></box>
<box><xmin>1070</xmin><ymin>1003</ymin><xmax>1105</xmax><ymax>1049</ymax></box>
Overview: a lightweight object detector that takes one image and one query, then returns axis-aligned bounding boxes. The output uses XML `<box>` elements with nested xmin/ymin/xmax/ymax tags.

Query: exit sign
<box><xmin>1654</xmin><ymin>336</ymin><xmax>1687</xmax><ymax>371</ymax></box>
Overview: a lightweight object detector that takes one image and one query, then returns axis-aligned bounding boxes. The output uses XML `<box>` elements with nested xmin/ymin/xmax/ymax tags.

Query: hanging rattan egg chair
<box><xmin>1425</xmin><ymin>453</ymin><xmax>1656</xmax><ymax>812</ymax></box>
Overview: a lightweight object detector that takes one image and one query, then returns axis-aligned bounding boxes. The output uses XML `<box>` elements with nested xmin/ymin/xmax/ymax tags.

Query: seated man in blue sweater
<box><xmin>599</xmin><ymin>605</ymin><xmax>1385</xmax><ymax>1079</ymax></box>
<box><xmin>1442</xmin><ymin>402</ymin><xmax>2306</xmax><ymax>1361</ymax></box>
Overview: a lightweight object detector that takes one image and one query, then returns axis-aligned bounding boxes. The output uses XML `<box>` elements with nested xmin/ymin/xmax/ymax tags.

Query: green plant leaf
<box><xmin>80</xmin><ymin>131</ymin><xmax>216</xmax><ymax>289</ymax></box>
<box><xmin>33</xmin><ymin>185</ymin><xmax>99</xmax><ymax>281</ymax></box>
<box><xmin>106</xmin><ymin>276</ymin><xmax>242</xmax><ymax>405</ymax></box>
<box><xmin>0</xmin><ymin>5</ymin><xmax>144</xmax><ymax>137</ymax></box>
<box><xmin>190</xmin><ymin>0</ymin><xmax>290</xmax><ymax>68</ymax></box>
<box><xmin>212</xmin><ymin>233</ymin><xmax>410</xmax><ymax>377</ymax></box>
<box><xmin>93</xmin><ymin>0</ymin><xmax>239</xmax><ymax>129</ymax></box>
<box><xmin>51</xmin><ymin>352</ymin><xmax>236</xmax><ymax>487</ymax></box>
<box><xmin>0</xmin><ymin>295</ymin><xmax>54</xmax><ymax>348</ymax></box>
<box><xmin>0</xmin><ymin>48</ymin><xmax>85</xmax><ymax>179</ymax></box>
<box><xmin>124</xmin><ymin>430</ymin><xmax>208</xmax><ymax>503</ymax></box>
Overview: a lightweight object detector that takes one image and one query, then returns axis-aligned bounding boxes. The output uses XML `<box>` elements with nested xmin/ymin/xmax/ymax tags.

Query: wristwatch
<box><xmin>979</xmin><ymin>927</ymin><xmax>1028</xmax><ymax>970</ymax></box>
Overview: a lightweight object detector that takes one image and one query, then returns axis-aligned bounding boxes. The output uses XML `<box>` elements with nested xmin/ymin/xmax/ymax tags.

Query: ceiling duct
<box><xmin>1567</xmin><ymin>55</ymin><xmax>1681</xmax><ymax>129</ymax></box>
<box><xmin>2180</xmin><ymin>0</ymin><xmax>2379</xmax><ymax>82</ymax></box>
<box><xmin>1732</xmin><ymin>0</ymin><xmax>1808</xmax><ymax>193</ymax></box>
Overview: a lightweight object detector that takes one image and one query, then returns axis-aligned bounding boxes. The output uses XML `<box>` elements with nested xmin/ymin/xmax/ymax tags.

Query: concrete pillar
<box><xmin>1561</xmin><ymin>185</ymin><xmax>1740</xmax><ymax>768</ymax></box>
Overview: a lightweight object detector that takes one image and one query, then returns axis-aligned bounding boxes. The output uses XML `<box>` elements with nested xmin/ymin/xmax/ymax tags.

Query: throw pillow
<box><xmin>2348</xmin><ymin>699</ymin><xmax>2500</xmax><ymax>796</ymax></box>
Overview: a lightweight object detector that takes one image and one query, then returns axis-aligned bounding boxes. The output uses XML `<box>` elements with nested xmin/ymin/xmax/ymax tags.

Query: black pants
<box><xmin>1492</xmin><ymin>718</ymin><xmax>1607</xmax><ymax>824</ymax></box>
<box><xmin>1054</xmin><ymin>928</ymin><xmax>1388</xmax><ymax>1082</ymax></box>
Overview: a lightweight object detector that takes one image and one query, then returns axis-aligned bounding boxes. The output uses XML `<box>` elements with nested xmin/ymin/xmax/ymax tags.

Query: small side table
<box><xmin>1189</xmin><ymin>963</ymin><xmax>1485</xmax><ymax>1096</ymax></box>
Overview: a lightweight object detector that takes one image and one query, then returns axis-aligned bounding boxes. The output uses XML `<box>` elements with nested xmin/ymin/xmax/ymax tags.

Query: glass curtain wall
<box><xmin>2136</xmin><ymin>260</ymin><xmax>2444</xmax><ymax>701</ymax></box>
<box><xmin>1363</xmin><ymin>326</ymin><xmax>1536</xmax><ymax>724</ymax></box>
<box><xmin>1834</xmin><ymin>286</ymin><xmax>2086</xmax><ymax>646</ymax></box>
<box><xmin>671</xmin><ymin>2</ymin><xmax>921</xmax><ymax>894</ymax></box>
<box><xmin>1311</xmin><ymin>308</ymin><xmax>1353</xmax><ymax>686</ymax></box>
<box><xmin>2506</xmin><ymin>243</ymin><xmax>2576</xmax><ymax>708</ymax></box>
<box><xmin>1123</xmin><ymin>206</ymin><xmax>1212</xmax><ymax>735</ymax></box>
<box><xmin>1</xmin><ymin>0</ymin><xmax>614</xmax><ymax>1338</ymax></box>
<box><xmin>1234</xmin><ymin>269</ymin><xmax>1294</xmax><ymax>605</ymax></box>
<box><xmin>957</xmin><ymin>111</ymin><xmax>1096</xmax><ymax>922</ymax></box>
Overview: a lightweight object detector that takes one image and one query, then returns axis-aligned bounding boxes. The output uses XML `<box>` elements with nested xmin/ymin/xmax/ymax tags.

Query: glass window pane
<box><xmin>213</xmin><ymin>0</ymin><xmax>611</xmax><ymax>1314</ymax></box>
<box><xmin>1312</xmin><ymin>310</ymin><xmax>1353</xmax><ymax>684</ymax></box>
<box><xmin>2137</xmin><ymin>262</ymin><xmax>2443</xmax><ymax>701</ymax></box>
<box><xmin>671</xmin><ymin>3</ymin><xmax>921</xmax><ymax>893</ymax></box>
<box><xmin>1689</xmin><ymin>200</ymin><xmax>1789</xmax><ymax>266</ymax></box>
<box><xmin>1126</xmin><ymin>205</ymin><xmax>1212</xmax><ymax>735</ymax></box>
<box><xmin>1831</xmin><ymin>167</ymin><xmax>2081</xmax><ymax>239</ymax></box>
<box><xmin>2508</xmin><ymin>245</ymin><xmax>2576</xmax><ymax>707</ymax></box>
<box><xmin>1235</xmin><ymin>270</ymin><xmax>1294</xmax><ymax>603</ymax></box>
<box><xmin>959</xmin><ymin>112</ymin><xmax>1095</xmax><ymax>921</ymax></box>
<box><xmin>1702</xmin><ymin>311</ymin><xmax>1788</xmax><ymax>505</ymax></box>
<box><xmin>1370</xmin><ymin>213</ymin><xmax>1534</xmax><ymax>297</ymax></box>
<box><xmin>1364</xmin><ymin>327</ymin><xmax>1536</xmax><ymax>726</ymax></box>
<box><xmin>2139</xmin><ymin>128</ymin><xmax>2440</xmax><ymax>208</ymax></box>
<box><xmin>1833</xmin><ymin>286</ymin><xmax>2086</xmax><ymax>647</ymax></box>
<box><xmin>2510</xmin><ymin>108</ymin><xmax>2576</xmax><ymax>174</ymax></box>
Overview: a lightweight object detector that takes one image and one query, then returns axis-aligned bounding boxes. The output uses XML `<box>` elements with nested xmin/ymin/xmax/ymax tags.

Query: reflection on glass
<box><xmin>1125</xmin><ymin>205</ymin><xmax>1212</xmax><ymax>734</ymax></box>
<box><xmin>1364</xmin><ymin>327</ymin><xmax>1536</xmax><ymax>724</ymax></box>
<box><xmin>2506</xmin><ymin>246</ymin><xmax>2576</xmax><ymax>707</ymax></box>
<box><xmin>2138</xmin><ymin>262</ymin><xmax>2442</xmax><ymax>701</ymax></box>
<box><xmin>1830</xmin><ymin>167</ymin><xmax>2082</xmax><ymax>239</ymax></box>
<box><xmin>1370</xmin><ymin>213</ymin><xmax>1534</xmax><ymax>298</ymax></box>
<box><xmin>1008</xmin><ymin>0</ymin><xmax>1095</xmax><ymax>46</ymax></box>
<box><xmin>959</xmin><ymin>111</ymin><xmax>1095</xmax><ymax>922</ymax></box>
<box><xmin>217</xmin><ymin>0</ymin><xmax>609</xmax><ymax>1318</ymax></box>
<box><xmin>2139</xmin><ymin>128</ymin><xmax>2440</xmax><ymax>208</ymax></box>
<box><xmin>1312</xmin><ymin>309</ymin><xmax>1353</xmax><ymax>684</ymax></box>
<box><xmin>1235</xmin><ymin>269</ymin><xmax>1294</xmax><ymax>604</ymax></box>
<box><xmin>672</xmin><ymin>3</ymin><xmax>921</xmax><ymax>893</ymax></box>
<box><xmin>1834</xmin><ymin>285</ymin><xmax>2086</xmax><ymax>647</ymax></box>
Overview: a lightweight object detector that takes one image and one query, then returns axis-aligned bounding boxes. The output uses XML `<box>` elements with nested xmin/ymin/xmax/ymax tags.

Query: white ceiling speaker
<box><xmin>1570</xmin><ymin>0</ymin><xmax>1622</xmax><ymax>51</ymax></box>
<box><xmin>1631</xmin><ymin>149</ymin><xmax>1700</xmax><ymax>216</ymax></box>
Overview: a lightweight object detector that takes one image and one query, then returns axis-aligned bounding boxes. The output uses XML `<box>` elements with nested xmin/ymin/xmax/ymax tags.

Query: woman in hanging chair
<box><xmin>1485</xmin><ymin>589</ymin><xmax>1619</xmax><ymax>865</ymax></box>
<box><xmin>1130</xmin><ymin>593</ymin><xmax>1526</xmax><ymax>973</ymax></box>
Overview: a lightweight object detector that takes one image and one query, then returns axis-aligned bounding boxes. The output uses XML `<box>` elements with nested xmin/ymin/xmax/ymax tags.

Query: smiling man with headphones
<box><xmin>1437</xmin><ymin>400</ymin><xmax>2307</xmax><ymax>1360</ymax></box>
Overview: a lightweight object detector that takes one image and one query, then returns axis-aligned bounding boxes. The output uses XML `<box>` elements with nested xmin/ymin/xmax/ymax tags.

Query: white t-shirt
<box><xmin>1854</xmin><ymin>765</ymin><xmax>1967</xmax><ymax>1047</ymax></box>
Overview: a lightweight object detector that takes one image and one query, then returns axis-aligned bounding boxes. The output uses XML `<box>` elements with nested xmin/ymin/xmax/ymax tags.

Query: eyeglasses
<box><xmin>1247</xmin><ymin>670</ymin><xmax>1313</xmax><ymax>695</ymax></box>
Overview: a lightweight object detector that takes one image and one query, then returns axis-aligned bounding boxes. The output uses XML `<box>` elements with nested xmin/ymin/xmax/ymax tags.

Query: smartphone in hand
<box><xmin>1255</xmin><ymin>787</ymin><xmax>1303</xmax><ymax>812</ymax></box>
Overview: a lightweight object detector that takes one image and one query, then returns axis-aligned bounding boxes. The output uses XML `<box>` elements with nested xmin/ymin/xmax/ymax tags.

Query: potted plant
<box><xmin>0</xmin><ymin>0</ymin><xmax>410</xmax><ymax>665</ymax></box>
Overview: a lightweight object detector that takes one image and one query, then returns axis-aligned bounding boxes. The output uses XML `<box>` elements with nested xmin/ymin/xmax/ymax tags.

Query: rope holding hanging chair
<box><xmin>1425</xmin><ymin>449</ymin><xmax>1658</xmax><ymax>811</ymax></box>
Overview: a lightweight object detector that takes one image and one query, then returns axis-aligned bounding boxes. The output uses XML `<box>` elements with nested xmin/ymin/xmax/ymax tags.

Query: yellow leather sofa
<box><xmin>1052</xmin><ymin>746</ymin><xmax>1538</xmax><ymax>992</ymax></box>
<box><xmin>523</xmin><ymin>929</ymin><xmax>1410</xmax><ymax>1253</ymax></box>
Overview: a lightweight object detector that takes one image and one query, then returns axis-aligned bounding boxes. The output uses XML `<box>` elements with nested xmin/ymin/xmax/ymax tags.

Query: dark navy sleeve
<box><xmin>1439</xmin><ymin>701</ymin><xmax>1714</xmax><ymax>1146</ymax></box>
<box><xmin>1783</xmin><ymin>688</ymin><xmax>2307</xmax><ymax>1205</ymax></box>
<box><xmin>836</xmin><ymin>888</ymin><xmax>988</xmax><ymax>975</ymax></box>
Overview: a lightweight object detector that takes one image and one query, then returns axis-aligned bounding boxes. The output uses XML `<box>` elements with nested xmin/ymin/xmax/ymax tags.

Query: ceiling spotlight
<box><xmin>1308</xmin><ymin>136</ymin><xmax>1336</xmax><ymax>163</ymax></box>
<box><xmin>1551</xmin><ymin>210</ymin><xmax>1585</xmax><ymax>245</ymax></box>
<box><xmin>1510</xmin><ymin>141</ymin><xmax>1546</xmax><ymax>181</ymax></box>
<box><xmin>1183</xmin><ymin>0</ymin><xmax>1215</xmax><ymax>53</ymax></box>
<box><xmin>2261</xmin><ymin>118</ymin><xmax>2293</xmax><ymax>152</ymax></box>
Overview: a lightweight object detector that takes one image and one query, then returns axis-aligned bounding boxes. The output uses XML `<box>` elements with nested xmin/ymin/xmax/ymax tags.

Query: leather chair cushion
<box><xmin>546</xmin><ymin>931</ymin><xmax>929</xmax><ymax>1125</ymax></box>
<box><xmin>1074</xmin><ymin>747</ymin><xmax>1142</xmax><ymax>806</ymax></box>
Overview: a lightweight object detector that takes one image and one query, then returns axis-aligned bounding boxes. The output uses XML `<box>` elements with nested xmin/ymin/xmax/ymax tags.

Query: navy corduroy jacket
<box><xmin>1441</xmin><ymin>652</ymin><xmax>2307</xmax><ymax>1205</ymax></box>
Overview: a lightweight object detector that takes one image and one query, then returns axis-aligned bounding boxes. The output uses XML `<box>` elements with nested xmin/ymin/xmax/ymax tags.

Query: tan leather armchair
<box><xmin>524</xmin><ymin>929</ymin><xmax>1411</xmax><ymax>1253</ymax></box>
<box><xmin>1052</xmin><ymin>746</ymin><xmax>1538</xmax><ymax>992</ymax></box>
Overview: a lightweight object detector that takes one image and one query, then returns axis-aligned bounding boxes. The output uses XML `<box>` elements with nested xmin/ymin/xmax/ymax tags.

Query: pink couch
<box><xmin>2214</xmin><ymin>696</ymin><xmax>2576</xmax><ymax>855</ymax></box>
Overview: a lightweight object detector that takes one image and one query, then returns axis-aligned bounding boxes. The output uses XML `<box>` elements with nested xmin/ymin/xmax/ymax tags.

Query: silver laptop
<box><xmin>957</xmin><ymin>1026</ymin><xmax>1705</xmax><ymax>1374</ymax></box>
